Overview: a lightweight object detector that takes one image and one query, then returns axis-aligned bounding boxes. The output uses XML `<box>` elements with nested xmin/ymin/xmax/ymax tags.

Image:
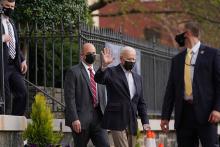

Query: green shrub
<box><xmin>23</xmin><ymin>92</ymin><xmax>63</xmax><ymax>147</ymax></box>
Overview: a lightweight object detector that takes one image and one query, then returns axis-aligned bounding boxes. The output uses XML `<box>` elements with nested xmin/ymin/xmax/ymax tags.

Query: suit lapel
<box><xmin>116</xmin><ymin>65</ymin><xmax>131</xmax><ymax>98</ymax></box>
<box><xmin>94</xmin><ymin>66</ymin><xmax>101</xmax><ymax>101</ymax></box>
<box><xmin>80</xmin><ymin>62</ymin><xmax>92</xmax><ymax>94</ymax></box>
<box><xmin>193</xmin><ymin>44</ymin><xmax>206</xmax><ymax>83</ymax></box>
<box><xmin>179</xmin><ymin>50</ymin><xmax>187</xmax><ymax>94</ymax></box>
<box><xmin>195</xmin><ymin>45</ymin><xmax>205</xmax><ymax>66</ymax></box>
<box><xmin>131</xmin><ymin>72</ymin><xmax>139</xmax><ymax>98</ymax></box>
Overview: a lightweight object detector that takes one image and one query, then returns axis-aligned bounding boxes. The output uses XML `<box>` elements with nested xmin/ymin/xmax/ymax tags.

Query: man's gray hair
<box><xmin>120</xmin><ymin>46</ymin><xmax>135</xmax><ymax>56</ymax></box>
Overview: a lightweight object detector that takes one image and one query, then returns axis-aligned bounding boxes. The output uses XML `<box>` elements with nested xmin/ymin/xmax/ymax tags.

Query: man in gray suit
<box><xmin>64</xmin><ymin>43</ymin><xmax>110</xmax><ymax>147</ymax></box>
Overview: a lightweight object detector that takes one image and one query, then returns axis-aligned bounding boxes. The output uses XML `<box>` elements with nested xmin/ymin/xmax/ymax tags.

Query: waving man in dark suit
<box><xmin>94</xmin><ymin>46</ymin><xmax>150</xmax><ymax>147</ymax></box>
<box><xmin>161</xmin><ymin>21</ymin><xmax>220</xmax><ymax>147</ymax></box>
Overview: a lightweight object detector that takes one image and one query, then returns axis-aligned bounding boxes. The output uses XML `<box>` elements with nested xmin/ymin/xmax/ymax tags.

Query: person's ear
<box><xmin>185</xmin><ymin>31</ymin><xmax>192</xmax><ymax>37</ymax></box>
<box><xmin>120</xmin><ymin>56</ymin><xmax>124</xmax><ymax>63</ymax></box>
<box><xmin>80</xmin><ymin>52</ymin><xmax>84</xmax><ymax>59</ymax></box>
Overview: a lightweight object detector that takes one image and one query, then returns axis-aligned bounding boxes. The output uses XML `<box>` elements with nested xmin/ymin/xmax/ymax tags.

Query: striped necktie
<box><xmin>6</xmin><ymin>20</ymin><xmax>16</xmax><ymax>59</ymax></box>
<box><xmin>88</xmin><ymin>67</ymin><xmax>97</xmax><ymax>107</ymax></box>
<box><xmin>184</xmin><ymin>49</ymin><xmax>193</xmax><ymax>96</ymax></box>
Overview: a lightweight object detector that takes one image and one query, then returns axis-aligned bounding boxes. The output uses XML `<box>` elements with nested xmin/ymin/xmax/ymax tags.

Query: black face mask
<box><xmin>3</xmin><ymin>7</ymin><xmax>14</xmax><ymax>17</ymax></box>
<box><xmin>123</xmin><ymin>61</ymin><xmax>135</xmax><ymax>71</ymax></box>
<box><xmin>85</xmin><ymin>54</ymin><xmax>96</xmax><ymax>64</ymax></box>
<box><xmin>175</xmin><ymin>32</ymin><xmax>186</xmax><ymax>47</ymax></box>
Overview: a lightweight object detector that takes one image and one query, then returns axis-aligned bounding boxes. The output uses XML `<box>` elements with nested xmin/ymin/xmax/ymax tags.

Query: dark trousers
<box><xmin>4</xmin><ymin>64</ymin><xmax>27</xmax><ymax>115</ymax></box>
<box><xmin>177</xmin><ymin>101</ymin><xmax>219</xmax><ymax>147</ymax></box>
<box><xmin>72</xmin><ymin>106</ymin><xmax>110</xmax><ymax>147</ymax></box>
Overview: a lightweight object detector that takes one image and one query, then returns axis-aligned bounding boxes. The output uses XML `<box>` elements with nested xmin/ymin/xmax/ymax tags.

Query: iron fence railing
<box><xmin>0</xmin><ymin>20</ymin><xmax>177</xmax><ymax>116</ymax></box>
<box><xmin>17</xmin><ymin>22</ymin><xmax>79</xmax><ymax>114</ymax></box>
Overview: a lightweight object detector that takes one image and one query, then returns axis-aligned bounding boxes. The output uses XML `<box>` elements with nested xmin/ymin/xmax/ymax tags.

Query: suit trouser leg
<box><xmin>176</xmin><ymin>101</ymin><xmax>199</xmax><ymax>147</ymax></box>
<box><xmin>127</xmin><ymin>133</ymin><xmax>136</xmax><ymax>147</ymax></box>
<box><xmin>90</xmin><ymin>107</ymin><xmax>110</xmax><ymax>147</ymax></box>
<box><xmin>111</xmin><ymin>130</ymin><xmax>129</xmax><ymax>147</ymax></box>
<box><xmin>4</xmin><ymin>65</ymin><xmax>27</xmax><ymax>115</ymax></box>
<box><xmin>72</xmin><ymin>127</ymin><xmax>110</xmax><ymax>147</ymax></box>
<box><xmin>72</xmin><ymin>107</ymin><xmax>110</xmax><ymax>147</ymax></box>
<box><xmin>176</xmin><ymin>127</ymin><xmax>199</xmax><ymax>147</ymax></box>
<box><xmin>9</xmin><ymin>66</ymin><xmax>27</xmax><ymax>116</ymax></box>
<box><xmin>72</xmin><ymin>129</ymin><xmax>90</xmax><ymax>147</ymax></box>
<box><xmin>4</xmin><ymin>69</ymin><xmax>12</xmax><ymax>114</ymax></box>
<box><xmin>198</xmin><ymin>123</ymin><xmax>219</xmax><ymax>147</ymax></box>
<box><xmin>177</xmin><ymin>101</ymin><xmax>219</xmax><ymax>147</ymax></box>
<box><xmin>90</xmin><ymin>124</ymin><xmax>109</xmax><ymax>147</ymax></box>
<box><xmin>111</xmin><ymin>130</ymin><xmax>136</xmax><ymax>147</ymax></box>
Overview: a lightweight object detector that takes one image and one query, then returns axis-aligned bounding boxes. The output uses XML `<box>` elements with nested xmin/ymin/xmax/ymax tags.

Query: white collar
<box><xmin>2</xmin><ymin>15</ymin><xmax>9</xmax><ymax>21</ymax></box>
<box><xmin>82</xmin><ymin>61</ymin><xmax>93</xmax><ymax>70</ymax></box>
<box><xmin>191</xmin><ymin>41</ymin><xmax>201</xmax><ymax>54</ymax></box>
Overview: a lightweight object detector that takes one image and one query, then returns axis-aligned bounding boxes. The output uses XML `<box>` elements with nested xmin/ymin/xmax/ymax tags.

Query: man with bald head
<box><xmin>64</xmin><ymin>43</ymin><xmax>110</xmax><ymax>147</ymax></box>
<box><xmin>95</xmin><ymin>46</ymin><xmax>150</xmax><ymax>147</ymax></box>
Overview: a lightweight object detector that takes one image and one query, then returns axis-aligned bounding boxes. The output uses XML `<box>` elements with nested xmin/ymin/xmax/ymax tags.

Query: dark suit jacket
<box><xmin>161</xmin><ymin>44</ymin><xmax>220</xmax><ymax>129</ymax></box>
<box><xmin>2</xmin><ymin>18</ymin><xmax>25</xmax><ymax>72</ymax></box>
<box><xmin>94</xmin><ymin>64</ymin><xmax>149</xmax><ymax>135</ymax></box>
<box><xmin>64</xmin><ymin>62</ymin><xmax>107</xmax><ymax>129</ymax></box>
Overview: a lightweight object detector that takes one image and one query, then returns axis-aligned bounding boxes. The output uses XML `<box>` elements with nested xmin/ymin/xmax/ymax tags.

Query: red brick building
<box><xmin>95</xmin><ymin>0</ymin><xmax>188</xmax><ymax>47</ymax></box>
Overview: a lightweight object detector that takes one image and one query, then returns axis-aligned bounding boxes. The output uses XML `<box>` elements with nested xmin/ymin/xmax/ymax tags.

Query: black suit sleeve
<box><xmin>94</xmin><ymin>67</ymin><xmax>110</xmax><ymax>85</ymax></box>
<box><xmin>15</xmin><ymin>29</ymin><xmax>25</xmax><ymax>62</ymax></box>
<box><xmin>19</xmin><ymin>51</ymin><xmax>25</xmax><ymax>62</ymax></box>
<box><xmin>64</xmin><ymin>69</ymin><xmax>79</xmax><ymax>125</ymax></box>
<box><xmin>137</xmin><ymin>76</ymin><xmax>149</xmax><ymax>124</ymax></box>
<box><xmin>16</xmin><ymin>30</ymin><xmax>25</xmax><ymax>63</ymax></box>
<box><xmin>213</xmin><ymin>50</ymin><xmax>220</xmax><ymax>111</ymax></box>
<box><xmin>161</xmin><ymin>58</ymin><xmax>175</xmax><ymax>120</ymax></box>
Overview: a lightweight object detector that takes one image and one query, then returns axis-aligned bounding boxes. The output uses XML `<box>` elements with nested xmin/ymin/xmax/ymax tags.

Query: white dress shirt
<box><xmin>2</xmin><ymin>15</ymin><xmax>16</xmax><ymax>48</ymax></box>
<box><xmin>184</xmin><ymin>41</ymin><xmax>201</xmax><ymax>100</ymax></box>
<box><xmin>121</xmin><ymin>65</ymin><xmax>136</xmax><ymax>99</ymax></box>
<box><xmin>82</xmin><ymin>61</ymin><xmax>95</xmax><ymax>79</ymax></box>
<box><xmin>82</xmin><ymin>61</ymin><xmax>98</xmax><ymax>103</ymax></box>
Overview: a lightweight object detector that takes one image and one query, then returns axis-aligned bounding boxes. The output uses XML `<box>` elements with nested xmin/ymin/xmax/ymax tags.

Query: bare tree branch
<box><xmin>187</xmin><ymin>12</ymin><xmax>220</xmax><ymax>24</ymax></box>
<box><xmin>91</xmin><ymin>8</ymin><xmax>220</xmax><ymax>25</ymax></box>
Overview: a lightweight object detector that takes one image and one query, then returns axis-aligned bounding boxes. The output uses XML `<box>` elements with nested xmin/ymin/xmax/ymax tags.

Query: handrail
<box><xmin>23</xmin><ymin>78</ymin><xmax>65</xmax><ymax>108</ymax></box>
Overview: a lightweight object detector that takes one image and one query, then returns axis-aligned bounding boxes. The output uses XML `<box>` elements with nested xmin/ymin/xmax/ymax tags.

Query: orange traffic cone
<box><xmin>158</xmin><ymin>143</ymin><xmax>164</xmax><ymax>147</ymax></box>
<box><xmin>144</xmin><ymin>130</ymin><xmax>156</xmax><ymax>147</ymax></box>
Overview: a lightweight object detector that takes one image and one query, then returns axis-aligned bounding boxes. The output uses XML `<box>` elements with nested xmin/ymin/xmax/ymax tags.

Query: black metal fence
<box><xmin>0</xmin><ymin>21</ymin><xmax>178</xmax><ymax>116</ymax></box>
<box><xmin>17</xmin><ymin>22</ymin><xmax>80</xmax><ymax>114</ymax></box>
